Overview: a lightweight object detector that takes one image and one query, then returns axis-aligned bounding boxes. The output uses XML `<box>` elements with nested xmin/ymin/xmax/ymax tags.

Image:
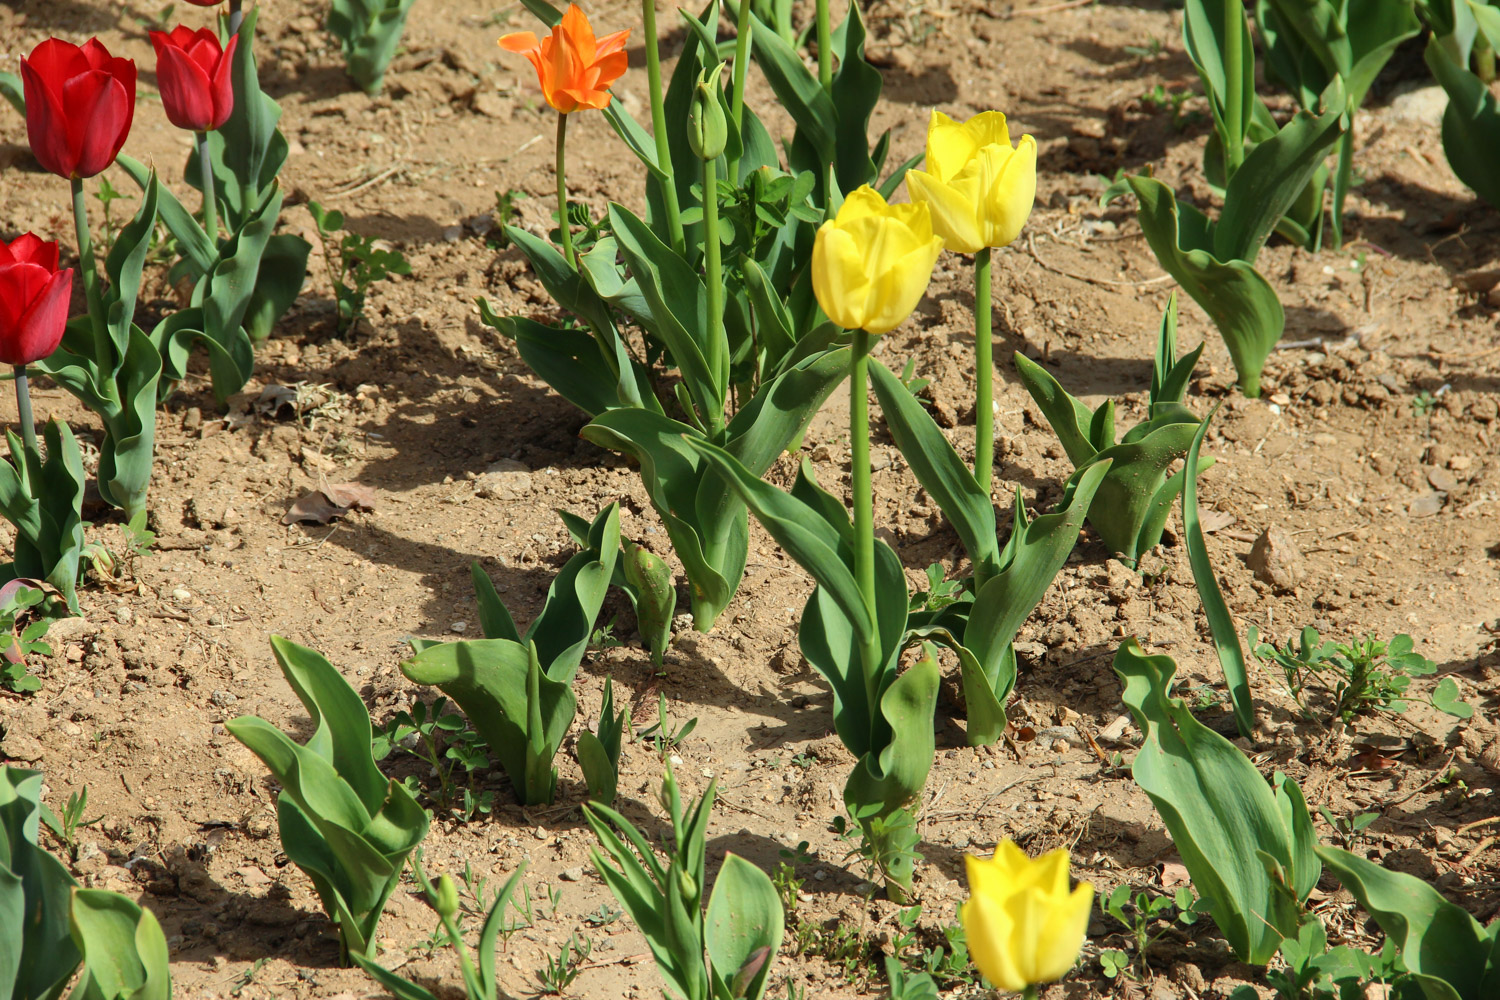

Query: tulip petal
<box><xmin>8</xmin><ymin>268</ymin><xmax>73</xmax><ymax>365</ymax></box>
<box><xmin>906</xmin><ymin>169</ymin><xmax>984</xmax><ymax>253</ymax></box>
<box><xmin>963</xmin><ymin>110</ymin><xmax>1013</xmax><ymax>153</ymax></box>
<box><xmin>962</xmin><ymin>891</ymin><xmax>1027</xmax><ymax>992</ymax></box>
<box><xmin>498</xmin><ymin>30</ymin><xmax>540</xmax><ymax>52</ymax></box>
<box><xmin>925</xmin><ymin>110</ymin><xmax>980</xmax><ymax>183</ymax></box>
<box><xmin>978</xmin><ymin>134</ymin><xmax>1036</xmax><ymax>249</ymax></box>
<box><xmin>812</xmin><ymin>222</ymin><xmax>871</xmax><ymax>331</ymax></box>
<box><xmin>20</xmin><ymin>55</ymin><xmax>76</xmax><ymax>178</ymax></box>
<box><xmin>156</xmin><ymin>41</ymin><xmax>215</xmax><ymax>131</ymax></box>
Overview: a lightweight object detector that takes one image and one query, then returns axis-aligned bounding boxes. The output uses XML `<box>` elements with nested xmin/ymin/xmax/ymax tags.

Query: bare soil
<box><xmin>1</xmin><ymin>0</ymin><xmax>1498</xmax><ymax>997</ymax></box>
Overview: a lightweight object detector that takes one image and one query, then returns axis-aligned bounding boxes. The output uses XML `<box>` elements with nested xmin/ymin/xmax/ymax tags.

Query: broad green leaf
<box><xmin>1426</xmin><ymin>37</ymin><xmax>1500</xmax><ymax>207</ymax></box>
<box><xmin>1215</xmin><ymin>83</ymin><xmax>1346</xmax><ymax>264</ymax></box>
<box><xmin>1317</xmin><ymin>845</ymin><xmax>1486</xmax><ymax>1000</ymax></box>
<box><xmin>1011</xmin><ymin>355</ymin><xmax>1099</xmax><ymax>467</ymax></box>
<box><xmin>69</xmin><ymin>890</ymin><xmax>171</xmax><ymax>1000</ymax></box>
<box><xmin>868</xmin><ymin>360</ymin><xmax>999</xmax><ymax>579</ymax></box>
<box><xmin>705</xmin><ymin>854</ymin><xmax>784</xmax><ymax>1000</ymax></box>
<box><xmin>477</xmin><ymin>304</ymin><xmax>623</xmax><ymax>418</ymax></box>
<box><xmin>1114</xmin><ymin>640</ymin><xmax>1308</xmax><ymax>964</ymax></box>
<box><xmin>1183</xmin><ymin>0</ymin><xmax>1255</xmax><ymax>154</ymax></box>
<box><xmin>1128</xmin><ymin>176</ymin><xmax>1284</xmax><ymax>397</ymax></box>
<box><xmin>0</xmin><ymin>767</ymin><xmax>81</xmax><ymax>1000</ymax></box>
<box><xmin>471</xmin><ymin>562</ymin><xmax>521</xmax><ymax>643</ymax></box>
<box><xmin>0</xmin><ymin>72</ymin><xmax>21</xmax><ymax>115</ymax></box>
<box><xmin>1182</xmin><ymin>404</ymin><xmax>1253</xmax><ymax>736</ymax></box>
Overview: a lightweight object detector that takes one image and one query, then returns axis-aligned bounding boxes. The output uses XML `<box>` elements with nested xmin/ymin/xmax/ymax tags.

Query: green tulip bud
<box><xmin>688</xmin><ymin>63</ymin><xmax>728</xmax><ymax>161</ymax></box>
<box><xmin>434</xmin><ymin>874</ymin><xmax>459</xmax><ymax>919</ymax></box>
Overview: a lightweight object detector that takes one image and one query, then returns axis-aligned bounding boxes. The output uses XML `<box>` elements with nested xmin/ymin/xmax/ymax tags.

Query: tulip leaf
<box><xmin>116</xmin><ymin>154</ymin><xmax>216</xmax><ymax>276</ymax></box>
<box><xmin>843</xmin><ymin>646</ymin><xmax>938</xmax><ymax>821</ymax></box>
<box><xmin>103</xmin><ymin>175</ymin><xmax>160</xmax><ymax>364</ymax></box>
<box><xmin>621</xmin><ymin>541</ymin><xmax>675</xmax><ymax>667</ymax></box>
<box><xmin>471</xmin><ymin>562</ymin><xmax>521</xmax><ymax>643</ymax></box>
<box><xmin>1127</xmin><ymin>175</ymin><xmax>1284</xmax><ymax>397</ymax></box>
<box><xmin>329</xmin><ymin>0</ymin><xmax>419</xmax><ymax>93</ymax></box>
<box><xmin>1184</xmin><ymin>0</ymin><xmax>1255</xmax><ymax>154</ymax></box>
<box><xmin>829</xmin><ymin>0</ymin><xmax>883</xmax><ymax>193</ymax></box>
<box><xmin>69</xmin><ymin>890</ymin><xmax>171</xmax><ymax>1000</ymax></box>
<box><xmin>0</xmin><ymin>767</ymin><xmax>83</xmax><ymax>1000</ymax></box>
<box><xmin>1316</xmin><ymin>845</ymin><xmax>1489</xmax><ymax>1000</ymax></box>
<box><xmin>1182</xmin><ymin>403</ymin><xmax>1254</xmax><ymax>737</ymax></box>
<box><xmin>705</xmin><ymin>854</ymin><xmax>784</xmax><ymax>1000</ymax></box>
<box><xmin>1114</xmin><ymin>639</ymin><xmax>1312</xmax><ymax>964</ymax></box>
<box><xmin>0</xmin><ymin>71</ymin><xmax>21</xmax><ymax>116</ymax></box>
<box><xmin>1214</xmin><ymin>84</ymin><xmax>1345</xmax><ymax>265</ymax></box>
<box><xmin>747</xmin><ymin>14</ymin><xmax>838</xmax><ymax>162</ymax></box>
<box><xmin>477</xmin><ymin>305</ymin><xmax>629</xmax><ymax>418</ymax></box>
<box><xmin>227</xmin><ymin>638</ymin><xmax>429</xmax><ymax>963</ymax></box>
<box><xmin>1426</xmin><ymin>37</ymin><xmax>1500</xmax><ymax>208</ymax></box>
<box><xmin>868</xmin><ymin>359</ymin><xmax>999</xmax><ymax>579</ymax></box>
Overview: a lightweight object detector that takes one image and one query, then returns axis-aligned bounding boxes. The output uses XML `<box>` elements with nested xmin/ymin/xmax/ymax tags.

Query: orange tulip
<box><xmin>499</xmin><ymin>4</ymin><xmax>629</xmax><ymax>114</ymax></box>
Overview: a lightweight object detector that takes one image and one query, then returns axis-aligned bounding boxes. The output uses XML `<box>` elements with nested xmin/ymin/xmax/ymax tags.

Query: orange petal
<box><xmin>497</xmin><ymin>31</ymin><xmax>539</xmax><ymax>53</ymax></box>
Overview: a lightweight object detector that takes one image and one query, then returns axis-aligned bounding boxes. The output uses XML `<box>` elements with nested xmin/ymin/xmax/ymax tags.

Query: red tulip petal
<box><xmin>20</xmin><ymin>56</ymin><xmax>76</xmax><ymax>178</ymax></box>
<box><xmin>168</xmin><ymin>24</ymin><xmax>202</xmax><ymax>48</ymax></box>
<box><xmin>3</xmin><ymin>235</ymin><xmax>59</xmax><ymax>271</ymax></box>
<box><xmin>79</xmin><ymin>38</ymin><xmax>114</xmax><ymax>71</ymax></box>
<box><xmin>156</xmin><ymin>41</ymin><xmax>214</xmax><ymax>131</ymax></box>
<box><xmin>0</xmin><ymin>262</ymin><xmax>52</xmax><ymax>352</ymax></box>
<box><xmin>211</xmin><ymin>34</ymin><xmax>238</xmax><ymax>128</ymax></box>
<box><xmin>0</xmin><ymin>267</ymin><xmax>73</xmax><ymax>365</ymax></box>
<box><xmin>61</xmin><ymin>70</ymin><xmax>127</xmax><ymax>176</ymax></box>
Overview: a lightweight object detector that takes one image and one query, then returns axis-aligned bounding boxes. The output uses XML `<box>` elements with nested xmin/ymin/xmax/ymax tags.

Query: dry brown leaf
<box><xmin>281</xmin><ymin>484</ymin><xmax>377</xmax><ymax>525</ymax></box>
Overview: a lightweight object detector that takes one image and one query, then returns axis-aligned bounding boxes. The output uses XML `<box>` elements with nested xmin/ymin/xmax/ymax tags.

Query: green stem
<box><xmin>1021</xmin><ymin>987</ymin><xmax>1039</xmax><ymax>1000</ymax></box>
<box><xmin>850</xmin><ymin>329</ymin><xmax>876</xmax><ymax>677</ymax></box>
<box><xmin>13</xmin><ymin>366</ymin><xmax>38</xmax><ymax>459</ymax></box>
<box><xmin>228</xmin><ymin>0</ymin><xmax>243</xmax><ymax>34</ymax></box>
<box><xmin>556</xmin><ymin>112</ymin><xmax>574</xmax><ymax>266</ymax></box>
<box><xmin>703</xmin><ymin>155</ymin><xmax>725</xmax><ymax>434</ymax></box>
<box><xmin>816</xmin><ymin>0</ymin><xmax>833</xmax><ymax>93</ymax></box>
<box><xmin>973</xmin><ymin>247</ymin><xmax>993</xmax><ymax>498</ymax></box>
<box><xmin>643</xmin><ymin>0</ymin><xmax>685</xmax><ymax>255</ymax></box>
<box><xmin>1478</xmin><ymin>33</ymin><xmax>1496</xmax><ymax>82</ymax></box>
<box><xmin>195</xmin><ymin>131</ymin><xmax>218</xmax><ymax>244</ymax></box>
<box><xmin>70</xmin><ymin>177</ymin><xmax>109</xmax><ymax>374</ymax></box>
<box><xmin>729</xmin><ymin>0</ymin><xmax>753</xmax><ymax>180</ymax></box>
<box><xmin>438</xmin><ymin>911</ymin><xmax>480</xmax><ymax>998</ymax></box>
<box><xmin>1222</xmin><ymin>0</ymin><xmax>1245</xmax><ymax>173</ymax></box>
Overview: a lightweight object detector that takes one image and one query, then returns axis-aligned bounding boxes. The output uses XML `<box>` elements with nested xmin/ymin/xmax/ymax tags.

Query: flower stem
<box><xmin>643</xmin><ymin>0</ymin><xmax>685</xmax><ymax>255</ymax></box>
<box><xmin>729</xmin><ymin>0</ymin><xmax>753</xmax><ymax>179</ymax></box>
<box><xmin>13</xmin><ymin>366</ymin><xmax>38</xmax><ymax>459</ymax></box>
<box><xmin>816</xmin><ymin>0</ymin><xmax>833</xmax><ymax>93</ymax></box>
<box><xmin>850</xmin><ymin>328</ymin><xmax>875</xmax><ymax>634</ymax></box>
<box><xmin>973</xmin><ymin>247</ymin><xmax>994</xmax><ymax>496</ymax></box>
<box><xmin>1222</xmin><ymin>0</ymin><xmax>1244</xmax><ymax>174</ymax></box>
<box><xmin>555</xmin><ymin>112</ymin><xmax>574</xmax><ymax>266</ymax></box>
<box><xmin>702</xmin><ymin>155</ymin><xmax>725</xmax><ymax>434</ymax></box>
<box><xmin>228</xmin><ymin>0</ymin><xmax>243</xmax><ymax>34</ymax></box>
<box><xmin>195</xmin><ymin>131</ymin><xmax>218</xmax><ymax>244</ymax></box>
<box><xmin>70</xmin><ymin>177</ymin><xmax>109</xmax><ymax>375</ymax></box>
<box><xmin>1021</xmin><ymin>987</ymin><xmax>1039</xmax><ymax>1000</ymax></box>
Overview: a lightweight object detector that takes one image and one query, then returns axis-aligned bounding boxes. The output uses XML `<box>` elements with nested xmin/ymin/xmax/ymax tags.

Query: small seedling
<box><xmin>1411</xmin><ymin>389</ymin><xmax>1437</xmax><ymax>417</ymax></box>
<box><xmin>230</xmin><ymin>957</ymin><xmax>270</xmax><ymax>997</ymax></box>
<box><xmin>307</xmin><ymin>200</ymin><xmax>412</xmax><ymax>335</ymax></box>
<box><xmin>1099</xmin><ymin>885</ymin><xmax>1206</xmax><ymax>977</ymax></box>
<box><xmin>908</xmin><ymin>563</ymin><xmax>965</xmax><ymax>613</ymax></box>
<box><xmin>635</xmin><ymin>691</ymin><xmax>697</xmax><ymax>757</ymax></box>
<box><xmin>93</xmin><ymin>176</ymin><xmax>131</xmax><ymax>257</ymax></box>
<box><xmin>896</xmin><ymin>357</ymin><xmax>931</xmax><ymax>397</ymax></box>
<box><xmin>1124</xmin><ymin>36</ymin><xmax>1166</xmax><ymax>58</ymax></box>
<box><xmin>534</xmin><ymin>933</ymin><xmax>592</xmax><ymax>995</ymax></box>
<box><xmin>1248</xmin><ymin>626</ymin><xmax>1472</xmax><ymax>724</ymax></box>
<box><xmin>588</xmin><ymin>617</ymin><xmax>623</xmax><ymax>653</ymax></box>
<box><xmin>487</xmin><ymin>188</ymin><xmax>526</xmax><ymax>249</ymax></box>
<box><xmin>373</xmin><ymin>697</ymin><xmax>495</xmax><ymax>822</ymax></box>
<box><xmin>582</xmin><ymin>903</ymin><xmax>621</xmax><ymax>928</ymax></box>
<box><xmin>1139</xmin><ymin>84</ymin><xmax>1201</xmax><ymax>131</ymax></box>
<box><xmin>39</xmin><ymin>785</ymin><xmax>102</xmax><ymax>861</ymax></box>
<box><xmin>1318</xmin><ymin>806</ymin><xmax>1378</xmax><ymax>851</ymax></box>
<box><xmin>0</xmin><ymin>585</ymin><xmax>55</xmax><ymax>694</ymax></box>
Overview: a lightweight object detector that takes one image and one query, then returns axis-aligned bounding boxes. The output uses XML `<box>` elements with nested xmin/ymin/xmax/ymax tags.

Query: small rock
<box><xmin>1448</xmin><ymin>454</ymin><xmax>1473</xmax><ymax>471</ymax></box>
<box><xmin>113</xmin><ymin>605</ymin><xmax>132</xmax><ymax>624</ymax></box>
<box><xmin>471</xmin><ymin>91</ymin><xmax>507</xmax><ymax>118</ymax></box>
<box><xmin>182</xmin><ymin>407</ymin><xmax>202</xmax><ymax>431</ymax></box>
<box><xmin>171</xmin><ymin>587</ymin><xmax>193</xmax><ymax>604</ymax></box>
<box><xmin>475</xmin><ymin>459</ymin><xmax>534</xmax><ymax>500</ymax></box>
<box><xmin>559</xmin><ymin>866</ymin><xmax>585</xmax><ymax>882</ymax></box>
<box><xmin>1409</xmin><ymin>492</ymin><xmax>1446</xmax><ymax>518</ymax></box>
<box><xmin>1247</xmin><ymin>527</ymin><xmax>1305</xmax><ymax>592</ymax></box>
<box><xmin>450</xmin><ymin>621</ymin><xmax>468</xmax><ymax>633</ymax></box>
<box><xmin>441</xmin><ymin>225</ymin><xmax>463</xmax><ymax>243</ymax></box>
<box><xmin>1426</xmin><ymin>467</ymin><xmax>1458</xmax><ymax>493</ymax></box>
<box><xmin>65</xmin><ymin>643</ymin><xmax>84</xmax><ymax>662</ymax></box>
<box><xmin>1387</xmin><ymin>82</ymin><xmax>1447</xmax><ymax>127</ymax></box>
<box><xmin>211</xmin><ymin>690</ymin><xmax>238</xmax><ymax>708</ymax></box>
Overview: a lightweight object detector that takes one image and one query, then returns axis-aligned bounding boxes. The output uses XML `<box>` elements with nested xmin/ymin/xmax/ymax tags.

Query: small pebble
<box><xmin>559</xmin><ymin>867</ymin><xmax>585</xmax><ymax>882</ymax></box>
<box><xmin>113</xmin><ymin>605</ymin><xmax>132</xmax><ymax>624</ymax></box>
<box><xmin>451</xmin><ymin>621</ymin><xmax>468</xmax><ymax>633</ymax></box>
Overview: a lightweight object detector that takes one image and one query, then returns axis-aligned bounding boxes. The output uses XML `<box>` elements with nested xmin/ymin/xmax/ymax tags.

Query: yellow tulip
<box><xmin>960</xmin><ymin>840</ymin><xmax>1093</xmax><ymax>993</ymax></box>
<box><xmin>905</xmin><ymin>110</ymin><xmax>1037</xmax><ymax>253</ymax></box>
<box><xmin>811</xmin><ymin>186</ymin><xmax>944</xmax><ymax>336</ymax></box>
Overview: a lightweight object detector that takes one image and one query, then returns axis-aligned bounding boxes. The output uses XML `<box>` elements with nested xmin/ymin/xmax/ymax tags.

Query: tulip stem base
<box><xmin>555</xmin><ymin>113</ymin><xmax>574</xmax><ymax>266</ymax></box>
<box><xmin>13</xmin><ymin>367</ymin><xmax>38</xmax><ymax>459</ymax></box>
<box><xmin>702</xmin><ymin>155</ymin><xmax>724</xmax><ymax>435</ymax></box>
<box><xmin>195</xmin><ymin>131</ymin><xmax>218</xmax><ymax>245</ymax></box>
<box><xmin>228</xmin><ymin>0</ymin><xmax>243</xmax><ymax>35</ymax></box>
<box><xmin>973</xmin><ymin>248</ymin><xmax>994</xmax><ymax>499</ymax></box>
<box><xmin>70</xmin><ymin>178</ymin><xmax>109</xmax><ymax>373</ymax></box>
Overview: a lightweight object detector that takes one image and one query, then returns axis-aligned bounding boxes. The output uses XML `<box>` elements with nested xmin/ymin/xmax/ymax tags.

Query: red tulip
<box><xmin>150</xmin><ymin>27</ymin><xmax>238</xmax><ymax>132</ymax></box>
<box><xmin>20</xmin><ymin>38</ymin><xmax>136</xmax><ymax>180</ymax></box>
<box><xmin>0</xmin><ymin>235</ymin><xmax>74</xmax><ymax>366</ymax></box>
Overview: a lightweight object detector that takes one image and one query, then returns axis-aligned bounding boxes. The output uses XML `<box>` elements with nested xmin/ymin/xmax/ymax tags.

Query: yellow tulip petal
<box><xmin>811</xmin><ymin>221</ymin><xmax>870</xmax><ymax>331</ymax></box>
<box><xmin>962</xmin><ymin>110</ymin><xmax>1012</xmax><ymax>152</ymax></box>
<box><xmin>978</xmin><ymin>133</ymin><xmax>1037</xmax><ymax>248</ymax></box>
<box><xmin>834</xmin><ymin>185</ymin><xmax>890</xmax><ymax>224</ymax></box>
<box><xmin>1034</xmin><ymin>882</ymin><xmax>1093</xmax><ymax>983</ymax></box>
<box><xmin>925</xmin><ymin>110</ymin><xmax>981</xmax><ymax>183</ymax></box>
<box><xmin>961</xmin><ymin>890</ymin><xmax>1028</xmax><ymax>992</ymax></box>
<box><xmin>863</xmin><ymin>235</ymin><xmax>942</xmax><ymax>334</ymax></box>
<box><xmin>906</xmin><ymin>169</ymin><xmax>984</xmax><ymax>253</ymax></box>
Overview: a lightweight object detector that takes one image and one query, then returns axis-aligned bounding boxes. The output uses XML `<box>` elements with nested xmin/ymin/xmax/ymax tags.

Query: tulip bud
<box><xmin>434</xmin><ymin>874</ymin><xmax>459</xmax><ymax>920</ymax></box>
<box><xmin>676</xmin><ymin>868</ymin><xmax>700</xmax><ymax>907</ymax></box>
<box><xmin>0</xmin><ymin>234</ymin><xmax>74</xmax><ymax>366</ymax></box>
<box><xmin>688</xmin><ymin>63</ymin><xmax>728</xmax><ymax>161</ymax></box>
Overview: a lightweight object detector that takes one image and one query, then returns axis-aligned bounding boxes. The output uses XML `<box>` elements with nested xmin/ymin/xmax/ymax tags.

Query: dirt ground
<box><xmin>2</xmin><ymin>0</ymin><xmax>1498</xmax><ymax>997</ymax></box>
